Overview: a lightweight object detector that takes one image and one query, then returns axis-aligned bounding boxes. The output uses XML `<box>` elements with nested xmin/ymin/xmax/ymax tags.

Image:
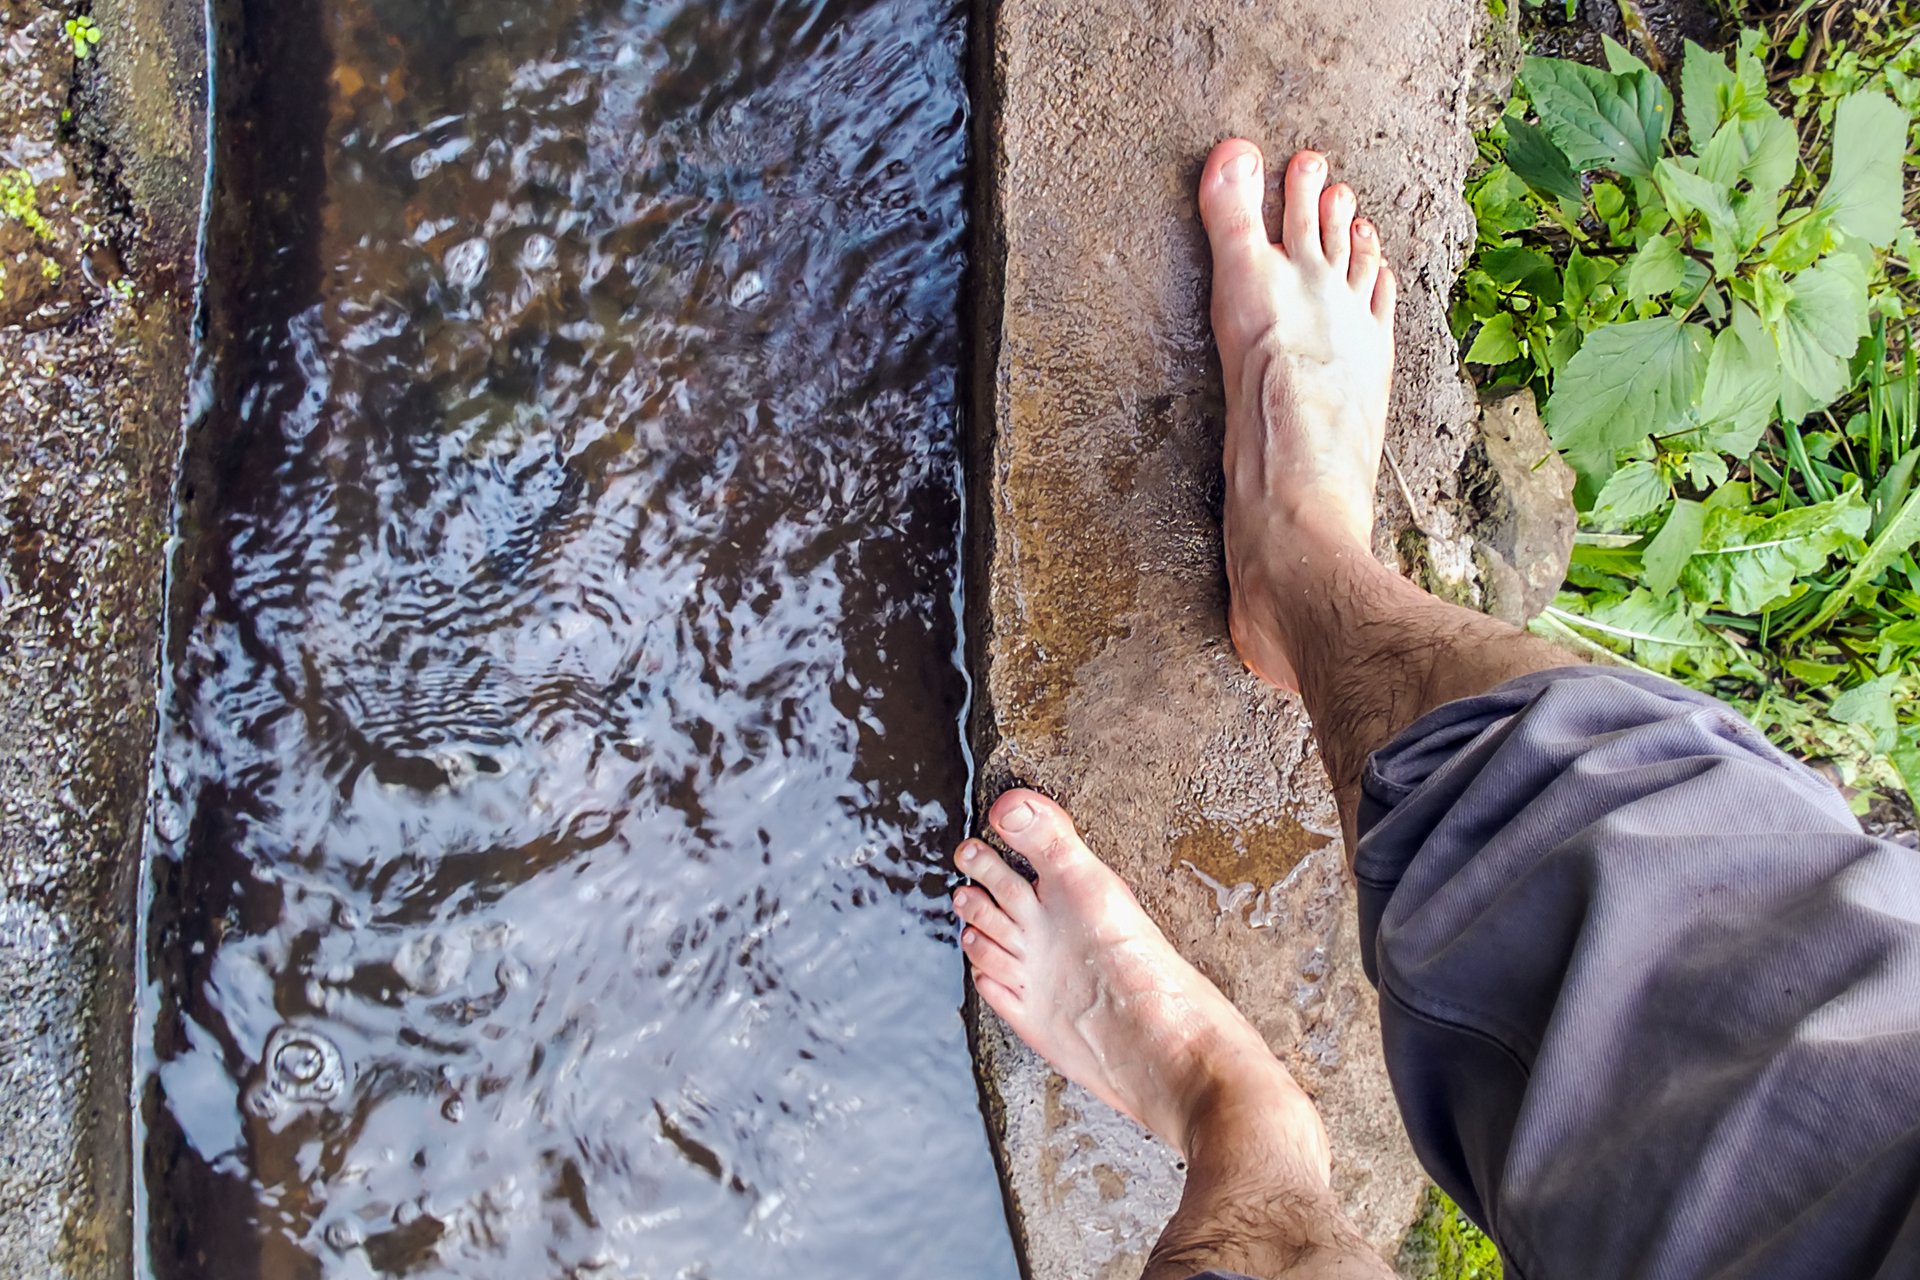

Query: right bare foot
<box><xmin>1199</xmin><ymin>140</ymin><xmax>1398</xmax><ymax>691</ymax></box>
<box><xmin>952</xmin><ymin>789</ymin><xmax>1329</xmax><ymax>1177</ymax></box>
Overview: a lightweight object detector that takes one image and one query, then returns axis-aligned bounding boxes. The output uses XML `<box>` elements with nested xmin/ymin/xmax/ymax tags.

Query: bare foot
<box><xmin>953</xmin><ymin>789</ymin><xmax>1329</xmax><ymax>1175</ymax></box>
<box><xmin>1199</xmin><ymin>140</ymin><xmax>1397</xmax><ymax>691</ymax></box>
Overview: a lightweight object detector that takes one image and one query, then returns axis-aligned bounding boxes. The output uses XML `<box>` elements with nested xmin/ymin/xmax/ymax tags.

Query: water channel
<box><xmin>135</xmin><ymin>0</ymin><xmax>1016</xmax><ymax>1274</ymax></box>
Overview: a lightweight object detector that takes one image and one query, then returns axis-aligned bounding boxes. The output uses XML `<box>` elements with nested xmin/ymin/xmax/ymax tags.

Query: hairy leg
<box><xmin>953</xmin><ymin>792</ymin><xmax>1391</xmax><ymax>1280</ymax></box>
<box><xmin>1203</xmin><ymin>141</ymin><xmax>1577</xmax><ymax>842</ymax></box>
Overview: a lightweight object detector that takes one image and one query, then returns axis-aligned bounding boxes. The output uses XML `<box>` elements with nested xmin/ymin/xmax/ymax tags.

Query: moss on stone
<box><xmin>1396</xmin><ymin>1186</ymin><xmax>1504</xmax><ymax>1280</ymax></box>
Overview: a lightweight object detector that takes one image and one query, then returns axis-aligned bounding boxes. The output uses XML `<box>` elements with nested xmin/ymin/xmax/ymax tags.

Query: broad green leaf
<box><xmin>1466</xmin><ymin>312</ymin><xmax>1522</xmax><ymax>364</ymax></box>
<box><xmin>1563</xmin><ymin>248</ymin><xmax>1616</xmax><ymax>316</ymax></box>
<box><xmin>1481</xmin><ymin>245</ymin><xmax>1562</xmax><ymax>301</ymax></box>
<box><xmin>1625</xmin><ymin>232</ymin><xmax>1689</xmax><ymax>299</ymax></box>
<box><xmin>1681</xmin><ymin>39</ymin><xmax>1736</xmax><ymax>140</ymax></box>
<box><xmin>1521</xmin><ymin>55</ymin><xmax>1671</xmax><ymax>179</ymax></box>
<box><xmin>1681</xmin><ymin>489</ymin><xmax>1871</xmax><ymax>612</ymax></box>
<box><xmin>1469</xmin><ymin>165</ymin><xmax>1538</xmax><ymax>240</ymax></box>
<box><xmin>1685</xmin><ymin>451</ymin><xmax>1730</xmax><ymax>489</ymax></box>
<box><xmin>1504</xmin><ymin>115</ymin><xmax>1584</xmax><ymax>203</ymax></box>
<box><xmin>1766</xmin><ymin>205</ymin><xmax>1836</xmax><ymax>273</ymax></box>
<box><xmin>1545</xmin><ymin>317</ymin><xmax>1711</xmax><ymax>496</ymax></box>
<box><xmin>1697</xmin><ymin>106</ymin><xmax>1798</xmax><ymax>196</ymax></box>
<box><xmin>1770</xmin><ymin>253</ymin><xmax>1870</xmax><ymax>415</ymax></box>
<box><xmin>1816</xmin><ymin>91</ymin><xmax>1910</xmax><ymax>248</ymax></box>
<box><xmin>1829</xmin><ymin>673</ymin><xmax>1901</xmax><ymax>752</ymax></box>
<box><xmin>1654</xmin><ymin>158</ymin><xmax>1743</xmax><ymax>274</ymax></box>
<box><xmin>1586</xmin><ymin>589</ymin><xmax>1725</xmax><ymax>674</ymax></box>
<box><xmin>1591</xmin><ymin>460</ymin><xmax>1671</xmax><ymax>529</ymax></box>
<box><xmin>1695</xmin><ymin>303</ymin><xmax>1776</xmax><ymax>456</ymax></box>
<box><xmin>1891</xmin><ymin>743</ymin><xmax>1920</xmax><ymax>814</ymax></box>
<box><xmin>1786</xmin><ymin>481</ymin><xmax>1920</xmax><ymax>642</ymax></box>
<box><xmin>1642</xmin><ymin>498</ymin><xmax>1706</xmax><ymax>594</ymax></box>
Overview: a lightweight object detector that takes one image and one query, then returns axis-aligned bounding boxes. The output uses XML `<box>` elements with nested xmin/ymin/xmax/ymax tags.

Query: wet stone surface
<box><xmin>139</xmin><ymin>0</ymin><xmax>1015</xmax><ymax>1276</ymax></box>
<box><xmin>968</xmin><ymin>0</ymin><xmax>1496</xmax><ymax>1273</ymax></box>
<box><xmin>0</xmin><ymin>0</ymin><xmax>201</xmax><ymax>1273</ymax></box>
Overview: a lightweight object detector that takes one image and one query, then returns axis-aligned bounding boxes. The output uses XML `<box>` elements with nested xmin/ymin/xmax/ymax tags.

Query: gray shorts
<box><xmin>1203</xmin><ymin>668</ymin><xmax>1920</xmax><ymax>1279</ymax></box>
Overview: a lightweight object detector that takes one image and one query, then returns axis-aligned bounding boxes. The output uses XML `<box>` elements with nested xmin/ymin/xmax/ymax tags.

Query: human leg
<box><xmin>953</xmin><ymin>790</ymin><xmax>1390</xmax><ymax>1280</ymax></box>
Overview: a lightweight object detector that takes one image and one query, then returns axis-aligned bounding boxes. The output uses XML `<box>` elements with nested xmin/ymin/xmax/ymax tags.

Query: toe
<box><xmin>1348</xmin><ymin>218</ymin><xmax>1382</xmax><ymax>293</ymax></box>
<box><xmin>972</xmin><ymin>972</ymin><xmax>1024</xmax><ymax>1019</ymax></box>
<box><xmin>988</xmin><ymin>789</ymin><xmax>1093</xmax><ymax>872</ymax></box>
<box><xmin>1199</xmin><ymin>139</ymin><xmax>1270</xmax><ymax>261</ymax></box>
<box><xmin>962</xmin><ymin>927</ymin><xmax>1023</xmax><ymax>992</ymax></box>
<box><xmin>955</xmin><ymin>838</ymin><xmax>1039</xmax><ymax>924</ymax></box>
<box><xmin>953</xmin><ymin>885</ymin><xmax>1023</xmax><ymax>955</ymax></box>
<box><xmin>1372</xmin><ymin>265</ymin><xmax>1398</xmax><ymax>324</ymax></box>
<box><xmin>1282</xmin><ymin>151</ymin><xmax>1328</xmax><ymax>262</ymax></box>
<box><xmin>1319</xmin><ymin>183</ymin><xmax>1355</xmax><ymax>269</ymax></box>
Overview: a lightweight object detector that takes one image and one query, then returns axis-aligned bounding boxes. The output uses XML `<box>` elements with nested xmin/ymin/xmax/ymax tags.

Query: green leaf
<box><xmin>1643</xmin><ymin>498</ymin><xmax>1706</xmax><ymax>594</ymax></box>
<box><xmin>1481</xmin><ymin>245</ymin><xmax>1563</xmax><ymax>301</ymax></box>
<box><xmin>1785</xmin><ymin>481</ymin><xmax>1920</xmax><ymax>642</ymax></box>
<box><xmin>1545</xmin><ymin>317</ymin><xmax>1711</xmax><ymax>495</ymax></box>
<box><xmin>1625</xmin><ymin>232</ymin><xmax>1689</xmax><ymax>300</ymax></box>
<box><xmin>1562</xmin><ymin>248</ymin><xmax>1615</xmax><ymax>318</ymax></box>
<box><xmin>1685</xmin><ymin>451</ymin><xmax>1729</xmax><ymax>489</ymax></box>
<box><xmin>1654</xmin><ymin>158</ymin><xmax>1744</xmax><ymax>274</ymax></box>
<box><xmin>1583</xmin><ymin>588</ymin><xmax>1725</xmax><ymax>673</ymax></box>
<box><xmin>1681</xmin><ymin>489</ymin><xmax>1872</xmax><ymax>612</ymax></box>
<box><xmin>1466</xmin><ymin>312</ymin><xmax>1522</xmax><ymax>364</ymax></box>
<box><xmin>1770</xmin><ymin>252</ymin><xmax>1870</xmax><ymax>415</ymax></box>
<box><xmin>1697</xmin><ymin>107</ymin><xmax>1799</xmax><ymax>197</ymax></box>
<box><xmin>1504</xmin><ymin>115</ymin><xmax>1584</xmax><ymax>203</ymax></box>
<box><xmin>1521</xmin><ymin>55</ymin><xmax>1672</xmax><ymax>179</ymax></box>
<box><xmin>1816</xmin><ymin>91</ymin><xmax>1911</xmax><ymax>248</ymax></box>
<box><xmin>1591</xmin><ymin>459</ymin><xmax>1671</xmax><ymax>529</ymax></box>
<box><xmin>1681</xmin><ymin>39</ymin><xmax>1736</xmax><ymax>140</ymax></box>
<box><xmin>1829</xmin><ymin>673</ymin><xmax>1901</xmax><ymax>752</ymax></box>
<box><xmin>1469</xmin><ymin>165</ymin><xmax>1540</xmax><ymax>240</ymax></box>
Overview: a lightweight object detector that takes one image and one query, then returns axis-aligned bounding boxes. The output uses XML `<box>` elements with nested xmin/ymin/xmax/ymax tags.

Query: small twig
<box><xmin>1383</xmin><ymin>441</ymin><xmax>1435</xmax><ymax>537</ymax></box>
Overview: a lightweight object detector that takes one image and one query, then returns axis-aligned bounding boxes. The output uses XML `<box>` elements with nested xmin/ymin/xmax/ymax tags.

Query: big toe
<box><xmin>1199</xmin><ymin>140</ymin><xmax>1270</xmax><ymax>279</ymax></box>
<box><xmin>988</xmin><ymin>789</ymin><xmax>1094</xmax><ymax>872</ymax></box>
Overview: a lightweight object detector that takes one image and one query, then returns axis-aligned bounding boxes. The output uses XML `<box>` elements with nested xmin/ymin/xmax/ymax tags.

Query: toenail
<box><xmin>1302</xmin><ymin>153</ymin><xmax>1323</xmax><ymax>171</ymax></box>
<box><xmin>953</xmin><ymin>888</ymin><xmax>969</xmax><ymax>906</ymax></box>
<box><xmin>962</xmin><ymin>928</ymin><xmax>977</xmax><ymax>945</ymax></box>
<box><xmin>999</xmin><ymin>801</ymin><xmax>1036</xmax><ymax>833</ymax></box>
<box><xmin>1223</xmin><ymin>151</ymin><xmax>1258</xmax><ymax>181</ymax></box>
<box><xmin>957</xmin><ymin>843</ymin><xmax>977</xmax><ymax>863</ymax></box>
<box><xmin>1356</xmin><ymin>221</ymin><xmax>1374</xmax><ymax>238</ymax></box>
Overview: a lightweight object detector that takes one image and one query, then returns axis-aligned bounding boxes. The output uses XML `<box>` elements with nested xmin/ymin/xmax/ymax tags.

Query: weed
<box><xmin>1</xmin><ymin>168</ymin><xmax>52</xmax><ymax>241</ymax></box>
<box><xmin>65</xmin><ymin>16</ymin><xmax>101</xmax><ymax>59</ymax></box>
<box><xmin>1456</xmin><ymin>28</ymin><xmax>1920</xmax><ymax>805</ymax></box>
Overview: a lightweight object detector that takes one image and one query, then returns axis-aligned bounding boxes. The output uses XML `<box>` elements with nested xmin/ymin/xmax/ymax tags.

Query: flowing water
<box><xmin>136</xmin><ymin>0</ymin><xmax>1015</xmax><ymax>1275</ymax></box>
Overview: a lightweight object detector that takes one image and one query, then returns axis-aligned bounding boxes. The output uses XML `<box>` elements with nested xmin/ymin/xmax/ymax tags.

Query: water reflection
<box><xmin>139</xmin><ymin>0</ymin><xmax>1012</xmax><ymax>1275</ymax></box>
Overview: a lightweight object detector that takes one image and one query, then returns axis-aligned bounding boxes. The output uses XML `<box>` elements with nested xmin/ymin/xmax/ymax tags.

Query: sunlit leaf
<box><xmin>1592</xmin><ymin>459</ymin><xmax>1671</xmax><ymax>529</ymax></box>
<box><xmin>1545</xmin><ymin>317</ymin><xmax>1710</xmax><ymax>497</ymax></box>
<box><xmin>1466</xmin><ymin>312</ymin><xmax>1522</xmax><ymax>364</ymax></box>
<box><xmin>1642</xmin><ymin>498</ymin><xmax>1705</xmax><ymax>594</ymax></box>
<box><xmin>1681</xmin><ymin>489</ymin><xmax>1871</xmax><ymax>612</ymax></box>
<box><xmin>1521</xmin><ymin>55</ymin><xmax>1671</xmax><ymax>179</ymax></box>
<box><xmin>1625</xmin><ymin>232</ymin><xmax>1689</xmax><ymax>300</ymax></box>
<box><xmin>1816</xmin><ymin>91</ymin><xmax>1910</xmax><ymax>248</ymax></box>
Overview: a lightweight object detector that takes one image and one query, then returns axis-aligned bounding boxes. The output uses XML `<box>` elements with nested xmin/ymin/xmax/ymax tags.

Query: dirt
<box><xmin>0</xmin><ymin>0</ymin><xmax>203</xmax><ymax>1273</ymax></box>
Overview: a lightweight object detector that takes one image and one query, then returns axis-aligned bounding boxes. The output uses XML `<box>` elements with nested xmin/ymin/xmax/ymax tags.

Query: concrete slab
<box><xmin>966</xmin><ymin>1</ymin><xmax>1493</xmax><ymax>1274</ymax></box>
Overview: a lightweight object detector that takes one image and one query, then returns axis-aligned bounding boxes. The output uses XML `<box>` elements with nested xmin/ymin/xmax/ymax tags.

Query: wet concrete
<box><xmin>965</xmin><ymin>0</ymin><xmax>1497</xmax><ymax>1273</ymax></box>
<box><xmin>0</xmin><ymin>0</ymin><xmax>204</xmax><ymax>1272</ymax></box>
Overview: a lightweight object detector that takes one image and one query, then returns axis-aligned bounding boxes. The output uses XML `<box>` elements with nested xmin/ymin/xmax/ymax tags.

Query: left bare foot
<box><xmin>952</xmin><ymin>788</ymin><xmax>1328</xmax><ymax>1173</ymax></box>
